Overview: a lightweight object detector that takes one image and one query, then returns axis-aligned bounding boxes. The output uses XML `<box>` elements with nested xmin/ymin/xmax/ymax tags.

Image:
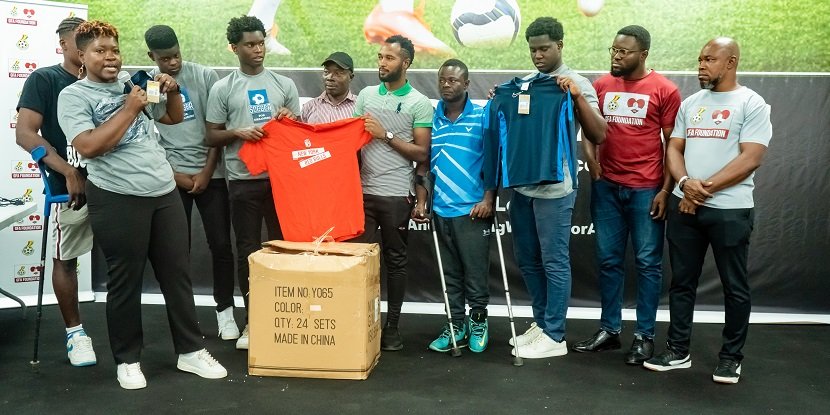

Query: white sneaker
<box><xmin>508</xmin><ymin>322</ymin><xmax>543</xmax><ymax>347</ymax></box>
<box><xmin>216</xmin><ymin>308</ymin><xmax>240</xmax><ymax>340</ymax></box>
<box><xmin>236</xmin><ymin>325</ymin><xmax>249</xmax><ymax>350</ymax></box>
<box><xmin>511</xmin><ymin>333</ymin><xmax>568</xmax><ymax>359</ymax></box>
<box><xmin>66</xmin><ymin>330</ymin><xmax>97</xmax><ymax>367</ymax></box>
<box><xmin>117</xmin><ymin>363</ymin><xmax>147</xmax><ymax>390</ymax></box>
<box><xmin>177</xmin><ymin>349</ymin><xmax>227</xmax><ymax>379</ymax></box>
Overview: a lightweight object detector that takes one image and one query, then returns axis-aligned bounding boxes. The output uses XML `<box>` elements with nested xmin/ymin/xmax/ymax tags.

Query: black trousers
<box><xmin>433</xmin><ymin>214</ymin><xmax>491</xmax><ymax>325</ymax></box>
<box><xmin>228</xmin><ymin>179</ymin><xmax>281</xmax><ymax>318</ymax></box>
<box><xmin>666</xmin><ymin>196</ymin><xmax>754</xmax><ymax>361</ymax></box>
<box><xmin>352</xmin><ymin>194</ymin><xmax>413</xmax><ymax>327</ymax></box>
<box><xmin>86</xmin><ymin>182</ymin><xmax>204</xmax><ymax>364</ymax></box>
<box><xmin>179</xmin><ymin>178</ymin><xmax>235</xmax><ymax>312</ymax></box>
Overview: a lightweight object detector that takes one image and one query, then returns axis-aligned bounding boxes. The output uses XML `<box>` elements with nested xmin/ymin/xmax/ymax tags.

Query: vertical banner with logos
<box><xmin>0</xmin><ymin>0</ymin><xmax>89</xmax><ymax>308</ymax></box>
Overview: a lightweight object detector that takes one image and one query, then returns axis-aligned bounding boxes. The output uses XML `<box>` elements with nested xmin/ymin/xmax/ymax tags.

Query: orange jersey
<box><xmin>239</xmin><ymin>117</ymin><xmax>372</xmax><ymax>241</ymax></box>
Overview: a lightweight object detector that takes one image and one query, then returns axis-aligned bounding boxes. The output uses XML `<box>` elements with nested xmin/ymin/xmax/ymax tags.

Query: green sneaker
<box><xmin>468</xmin><ymin>311</ymin><xmax>489</xmax><ymax>353</ymax></box>
<box><xmin>428</xmin><ymin>322</ymin><xmax>468</xmax><ymax>352</ymax></box>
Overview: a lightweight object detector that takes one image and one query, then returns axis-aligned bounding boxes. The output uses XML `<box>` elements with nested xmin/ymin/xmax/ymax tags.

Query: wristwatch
<box><xmin>384</xmin><ymin>130</ymin><xmax>394</xmax><ymax>144</ymax></box>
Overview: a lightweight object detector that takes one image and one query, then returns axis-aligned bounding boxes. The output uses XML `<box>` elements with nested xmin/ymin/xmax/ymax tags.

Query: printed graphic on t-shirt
<box><xmin>686</xmin><ymin>106</ymin><xmax>734</xmax><ymax>140</ymax></box>
<box><xmin>65</xmin><ymin>145</ymin><xmax>86</xmax><ymax>168</ymax></box>
<box><xmin>92</xmin><ymin>95</ymin><xmax>147</xmax><ymax>149</ymax></box>
<box><xmin>180</xmin><ymin>87</ymin><xmax>195</xmax><ymax>122</ymax></box>
<box><xmin>292</xmin><ymin>137</ymin><xmax>331</xmax><ymax>168</ymax></box>
<box><xmin>248</xmin><ymin>89</ymin><xmax>272</xmax><ymax>124</ymax></box>
<box><xmin>603</xmin><ymin>92</ymin><xmax>649</xmax><ymax>126</ymax></box>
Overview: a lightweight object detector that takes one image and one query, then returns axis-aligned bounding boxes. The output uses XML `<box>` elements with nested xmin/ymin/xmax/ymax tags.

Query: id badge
<box><xmin>146</xmin><ymin>80</ymin><xmax>160</xmax><ymax>103</ymax></box>
<box><xmin>518</xmin><ymin>94</ymin><xmax>530</xmax><ymax>115</ymax></box>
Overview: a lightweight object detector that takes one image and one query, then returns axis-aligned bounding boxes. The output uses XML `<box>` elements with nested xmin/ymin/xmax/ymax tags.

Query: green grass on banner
<box><xmin>59</xmin><ymin>0</ymin><xmax>829</xmax><ymax>72</ymax></box>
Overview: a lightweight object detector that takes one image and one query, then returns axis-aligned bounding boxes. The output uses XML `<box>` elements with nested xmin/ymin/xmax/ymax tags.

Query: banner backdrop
<box><xmin>97</xmin><ymin>68</ymin><xmax>830</xmax><ymax>316</ymax></box>
<box><xmin>0</xmin><ymin>0</ymin><xmax>90</xmax><ymax>308</ymax></box>
<box><xmin>55</xmin><ymin>0</ymin><xmax>830</xmax><ymax>72</ymax></box>
<box><xmin>8</xmin><ymin>0</ymin><xmax>828</xmax><ymax>316</ymax></box>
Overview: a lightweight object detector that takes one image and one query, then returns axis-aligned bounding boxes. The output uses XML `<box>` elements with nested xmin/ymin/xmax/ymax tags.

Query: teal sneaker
<box><xmin>428</xmin><ymin>322</ymin><xmax>468</xmax><ymax>352</ymax></box>
<box><xmin>468</xmin><ymin>311</ymin><xmax>489</xmax><ymax>353</ymax></box>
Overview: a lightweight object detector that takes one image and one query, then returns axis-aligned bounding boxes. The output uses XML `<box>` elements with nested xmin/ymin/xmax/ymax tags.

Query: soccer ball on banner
<box><xmin>577</xmin><ymin>0</ymin><xmax>605</xmax><ymax>17</ymax></box>
<box><xmin>450</xmin><ymin>0</ymin><xmax>521</xmax><ymax>48</ymax></box>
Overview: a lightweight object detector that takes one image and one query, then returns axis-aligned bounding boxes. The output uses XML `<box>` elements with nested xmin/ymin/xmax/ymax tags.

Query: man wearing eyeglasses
<box><xmin>300</xmin><ymin>52</ymin><xmax>356</xmax><ymax>123</ymax></box>
<box><xmin>572</xmin><ymin>25</ymin><xmax>681</xmax><ymax>366</ymax></box>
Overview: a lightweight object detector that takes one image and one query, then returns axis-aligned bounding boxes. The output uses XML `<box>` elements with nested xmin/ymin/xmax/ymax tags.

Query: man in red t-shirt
<box><xmin>239</xmin><ymin>117</ymin><xmax>372</xmax><ymax>241</ymax></box>
<box><xmin>573</xmin><ymin>25</ymin><xmax>681</xmax><ymax>365</ymax></box>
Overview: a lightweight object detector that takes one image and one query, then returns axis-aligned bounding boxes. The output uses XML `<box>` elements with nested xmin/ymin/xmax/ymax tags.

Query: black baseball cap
<box><xmin>322</xmin><ymin>51</ymin><xmax>354</xmax><ymax>72</ymax></box>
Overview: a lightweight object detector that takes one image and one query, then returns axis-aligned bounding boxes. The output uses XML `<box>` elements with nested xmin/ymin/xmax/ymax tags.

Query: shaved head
<box><xmin>706</xmin><ymin>37</ymin><xmax>740</xmax><ymax>63</ymax></box>
<box><xmin>698</xmin><ymin>37</ymin><xmax>741</xmax><ymax>91</ymax></box>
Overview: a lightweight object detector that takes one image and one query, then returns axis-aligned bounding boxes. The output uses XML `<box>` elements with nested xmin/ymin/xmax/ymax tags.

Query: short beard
<box><xmin>700</xmin><ymin>76</ymin><xmax>719</xmax><ymax>90</ymax></box>
<box><xmin>379</xmin><ymin>68</ymin><xmax>402</xmax><ymax>83</ymax></box>
<box><xmin>611</xmin><ymin>65</ymin><xmax>633</xmax><ymax>78</ymax></box>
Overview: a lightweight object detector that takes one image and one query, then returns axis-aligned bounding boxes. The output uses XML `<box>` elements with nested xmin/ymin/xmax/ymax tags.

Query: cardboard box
<box><xmin>247</xmin><ymin>240</ymin><xmax>381</xmax><ymax>380</ymax></box>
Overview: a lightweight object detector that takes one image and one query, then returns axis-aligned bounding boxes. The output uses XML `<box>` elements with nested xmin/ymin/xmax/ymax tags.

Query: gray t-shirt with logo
<box><xmin>57</xmin><ymin>78</ymin><xmax>174</xmax><ymax>197</ymax></box>
<box><xmin>671</xmin><ymin>86</ymin><xmax>772</xmax><ymax>209</ymax></box>
<box><xmin>150</xmin><ymin>61</ymin><xmax>223</xmax><ymax>178</ymax></box>
<box><xmin>205</xmin><ymin>68</ymin><xmax>300</xmax><ymax>181</ymax></box>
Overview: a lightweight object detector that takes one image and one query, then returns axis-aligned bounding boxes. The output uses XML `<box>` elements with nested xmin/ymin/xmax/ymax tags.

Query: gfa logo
<box><xmin>21</xmin><ymin>240</ymin><xmax>34</xmax><ymax>256</ymax></box>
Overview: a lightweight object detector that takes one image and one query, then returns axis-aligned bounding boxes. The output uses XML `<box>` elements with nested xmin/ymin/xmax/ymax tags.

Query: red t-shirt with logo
<box><xmin>239</xmin><ymin>117</ymin><xmax>372</xmax><ymax>242</ymax></box>
<box><xmin>594</xmin><ymin>71</ymin><xmax>681</xmax><ymax>187</ymax></box>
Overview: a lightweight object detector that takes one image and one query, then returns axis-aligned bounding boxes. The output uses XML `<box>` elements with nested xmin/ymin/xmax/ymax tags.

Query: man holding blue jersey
<box><xmin>506</xmin><ymin>17</ymin><xmax>607</xmax><ymax>359</ymax></box>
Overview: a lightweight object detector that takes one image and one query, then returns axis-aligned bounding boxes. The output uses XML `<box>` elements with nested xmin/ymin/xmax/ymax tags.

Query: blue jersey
<box><xmin>430</xmin><ymin>97</ymin><xmax>487</xmax><ymax>217</ymax></box>
<box><xmin>483</xmin><ymin>73</ymin><xmax>575</xmax><ymax>190</ymax></box>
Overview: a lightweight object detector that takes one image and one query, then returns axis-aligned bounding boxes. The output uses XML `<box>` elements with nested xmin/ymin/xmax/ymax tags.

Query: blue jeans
<box><xmin>591</xmin><ymin>179</ymin><xmax>664</xmax><ymax>338</ymax></box>
<box><xmin>509</xmin><ymin>191</ymin><xmax>576</xmax><ymax>342</ymax></box>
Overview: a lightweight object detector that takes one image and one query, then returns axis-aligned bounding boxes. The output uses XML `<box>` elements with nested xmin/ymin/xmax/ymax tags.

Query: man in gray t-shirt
<box><xmin>506</xmin><ymin>17</ymin><xmax>607</xmax><ymax>360</ymax></box>
<box><xmin>205</xmin><ymin>16</ymin><xmax>300</xmax><ymax>351</ymax></box>
<box><xmin>146</xmin><ymin>25</ymin><xmax>239</xmax><ymax>345</ymax></box>
<box><xmin>645</xmin><ymin>38</ymin><xmax>772</xmax><ymax>385</ymax></box>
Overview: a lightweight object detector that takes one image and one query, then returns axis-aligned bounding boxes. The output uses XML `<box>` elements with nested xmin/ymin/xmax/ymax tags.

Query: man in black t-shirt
<box><xmin>15</xmin><ymin>17</ymin><xmax>96</xmax><ymax>367</ymax></box>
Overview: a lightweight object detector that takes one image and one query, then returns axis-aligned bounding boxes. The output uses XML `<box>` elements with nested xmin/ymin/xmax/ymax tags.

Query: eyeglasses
<box><xmin>608</xmin><ymin>47</ymin><xmax>644</xmax><ymax>57</ymax></box>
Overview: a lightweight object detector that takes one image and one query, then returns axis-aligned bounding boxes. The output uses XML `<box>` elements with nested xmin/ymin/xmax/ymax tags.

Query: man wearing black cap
<box><xmin>300</xmin><ymin>52</ymin><xmax>356</xmax><ymax>124</ymax></box>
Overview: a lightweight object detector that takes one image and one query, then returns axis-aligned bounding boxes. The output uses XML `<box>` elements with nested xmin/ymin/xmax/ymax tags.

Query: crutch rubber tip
<box><xmin>451</xmin><ymin>348</ymin><xmax>462</xmax><ymax>357</ymax></box>
<box><xmin>512</xmin><ymin>356</ymin><xmax>524</xmax><ymax>366</ymax></box>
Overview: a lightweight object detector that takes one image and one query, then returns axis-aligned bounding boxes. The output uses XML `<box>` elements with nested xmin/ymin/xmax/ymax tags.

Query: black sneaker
<box><xmin>643</xmin><ymin>347</ymin><xmax>691</xmax><ymax>371</ymax></box>
<box><xmin>712</xmin><ymin>359</ymin><xmax>741</xmax><ymax>384</ymax></box>
<box><xmin>381</xmin><ymin>326</ymin><xmax>403</xmax><ymax>351</ymax></box>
